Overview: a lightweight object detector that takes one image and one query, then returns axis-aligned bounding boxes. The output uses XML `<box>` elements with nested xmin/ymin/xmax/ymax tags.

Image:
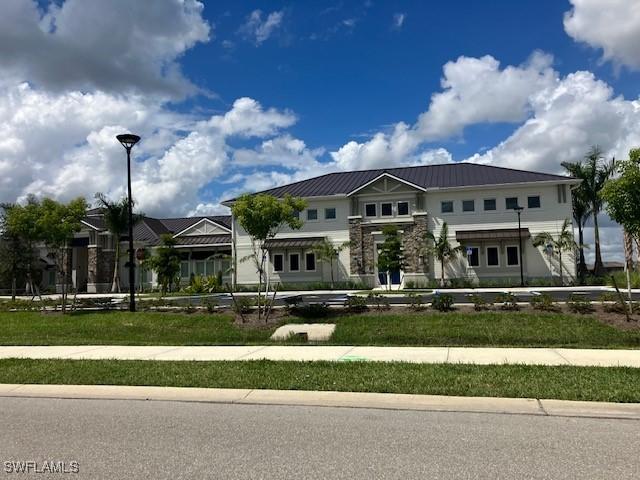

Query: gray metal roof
<box><xmin>264</xmin><ymin>237</ymin><xmax>325</xmax><ymax>249</ymax></box>
<box><xmin>456</xmin><ymin>228</ymin><xmax>530</xmax><ymax>241</ymax></box>
<box><xmin>174</xmin><ymin>235</ymin><xmax>232</xmax><ymax>246</ymax></box>
<box><xmin>225</xmin><ymin>163</ymin><xmax>574</xmax><ymax>201</ymax></box>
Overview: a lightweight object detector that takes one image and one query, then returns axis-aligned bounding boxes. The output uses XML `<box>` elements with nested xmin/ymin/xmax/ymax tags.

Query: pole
<box><xmin>517</xmin><ymin>210</ymin><xmax>524</xmax><ymax>287</ymax></box>
<box><xmin>126</xmin><ymin>147</ymin><xmax>136</xmax><ymax>312</ymax></box>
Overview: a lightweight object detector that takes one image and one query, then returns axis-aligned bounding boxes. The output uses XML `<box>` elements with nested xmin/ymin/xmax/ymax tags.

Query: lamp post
<box><xmin>513</xmin><ymin>205</ymin><xmax>525</xmax><ymax>287</ymax></box>
<box><xmin>116</xmin><ymin>133</ymin><xmax>141</xmax><ymax>312</ymax></box>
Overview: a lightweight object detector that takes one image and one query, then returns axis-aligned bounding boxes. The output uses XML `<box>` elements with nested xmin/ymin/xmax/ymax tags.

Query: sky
<box><xmin>1</xmin><ymin>0</ymin><xmax>640</xmax><ymax>263</ymax></box>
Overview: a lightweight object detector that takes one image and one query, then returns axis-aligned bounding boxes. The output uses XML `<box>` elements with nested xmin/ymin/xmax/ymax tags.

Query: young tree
<box><xmin>377</xmin><ymin>225</ymin><xmax>405</xmax><ymax>290</ymax></box>
<box><xmin>425</xmin><ymin>222</ymin><xmax>465</xmax><ymax>287</ymax></box>
<box><xmin>532</xmin><ymin>218</ymin><xmax>577</xmax><ymax>286</ymax></box>
<box><xmin>148</xmin><ymin>234</ymin><xmax>181</xmax><ymax>296</ymax></box>
<box><xmin>313</xmin><ymin>239</ymin><xmax>350</xmax><ymax>289</ymax></box>
<box><xmin>562</xmin><ymin>146</ymin><xmax>616</xmax><ymax>277</ymax></box>
<box><xmin>0</xmin><ymin>204</ymin><xmax>37</xmax><ymax>300</ymax></box>
<box><xmin>231</xmin><ymin>193</ymin><xmax>306</xmax><ymax>320</ymax></box>
<box><xmin>94</xmin><ymin>193</ymin><xmax>142</xmax><ymax>293</ymax></box>
<box><xmin>602</xmin><ymin>148</ymin><xmax>640</xmax><ymax>242</ymax></box>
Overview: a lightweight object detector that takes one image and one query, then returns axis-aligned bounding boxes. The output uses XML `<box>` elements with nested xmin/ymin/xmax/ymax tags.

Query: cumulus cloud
<box><xmin>0</xmin><ymin>0</ymin><xmax>211</xmax><ymax>99</ymax></box>
<box><xmin>239</xmin><ymin>10</ymin><xmax>283</xmax><ymax>45</ymax></box>
<box><xmin>564</xmin><ymin>0</ymin><xmax>640</xmax><ymax>70</ymax></box>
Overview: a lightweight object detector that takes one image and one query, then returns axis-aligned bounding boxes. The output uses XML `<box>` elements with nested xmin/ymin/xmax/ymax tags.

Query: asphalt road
<box><xmin>1</xmin><ymin>397</ymin><xmax>639</xmax><ymax>479</ymax></box>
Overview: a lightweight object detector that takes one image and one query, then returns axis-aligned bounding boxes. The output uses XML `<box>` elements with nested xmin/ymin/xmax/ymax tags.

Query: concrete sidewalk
<box><xmin>1</xmin><ymin>384</ymin><xmax>639</xmax><ymax>420</ymax></box>
<box><xmin>2</xmin><ymin>345</ymin><xmax>640</xmax><ymax>367</ymax></box>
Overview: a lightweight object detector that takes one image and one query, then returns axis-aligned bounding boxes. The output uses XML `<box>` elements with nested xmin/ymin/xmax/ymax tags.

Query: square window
<box><xmin>487</xmin><ymin>247</ymin><xmax>499</xmax><ymax>266</ymax></box>
<box><xmin>305</xmin><ymin>252</ymin><xmax>316</xmax><ymax>271</ymax></box>
<box><xmin>462</xmin><ymin>200</ymin><xmax>475</xmax><ymax>212</ymax></box>
<box><xmin>365</xmin><ymin>203</ymin><xmax>377</xmax><ymax>217</ymax></box>
<box><xmin>273</xmin><ymin>254</ymin><xmax>284</xmax><ymax>272</ymax></box>
<box><xmin>195</xmin><ymin>261</ymin><xmax>205</xmax><ymax>276</ymax></box>
<box><xmin>325</xmin><ymin>207</ymin><xmax>336</xmax><ymax>220</ymax></box>
<box><xmin>507</xmin><ymin>246</ymin><xmax>519</xmax><ymax>266</ymax></box>
<box><xmin>527</xmin><ymin>195</ymin><xmax>541</xmax><ymax>208</ymax></box>
<box><xmin>381</xmin><ymin>203</ymin><xmax>393</xmax><ymax>216</ymax></box>
<box><xmin>397</xmin><ymin>201</ymin><xmax>409</xmax><ymax>216</ymax></box>
<box><xmin>467</xmin><ymin>247</ymin><xmax>479</xmax><ymax>267</ymax></box>
<box><xmin>307</xmin><ymin>209</ymin><xmax>318</xmax><ymax>221</ymax></box>
<box><xmin>441</xmin><ymin>201</ymin><xmax>454</xmax><ymax>213</ymax></box>
<box><xmin>505</xmin><ymin>197</ymin><xmax>519</xmax><ymax>210</ymax></box>
<box><xmin>484</xmin><ymin>198</ymin><xmax>496</xmax><ymax>211</ymax></box>
<box><xmin>289</xmin><ymin>253</ymin><xmax>300</xmax><ymax>272</ymax></box>
<box><xmin>180</xmin><ymin>262</ymin><xmax>189</xmax><ymax>278</ymax></box>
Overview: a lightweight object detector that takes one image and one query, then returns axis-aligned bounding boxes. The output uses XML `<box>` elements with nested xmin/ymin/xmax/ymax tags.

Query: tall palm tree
<box><xmin>313</xmin><ymin>239</ymin><xmax>350</xmax><ymax>289</ymax></box>
<box><xmin>533</xmin><ymin>218</ymin><xmax>578</xmax><ymax>285</ymax></box>
<box><xmin>425</xmin><ymin>222</ymin><xmax>465</xmax><ymax>286</ymax></box>
<box><xmin>568</xmin><ymin>181</ymin><xmax>592</xmax><ymax>283</ymax></box>
<box><xmin>562</xmin><ymin>146</ymin><xmax>615</xmax><ymax>277</ymax></box>
<box><xmin>94</xmin><ymin>193</ymin><xmax>140</xmax><ymax>293</ymax></box>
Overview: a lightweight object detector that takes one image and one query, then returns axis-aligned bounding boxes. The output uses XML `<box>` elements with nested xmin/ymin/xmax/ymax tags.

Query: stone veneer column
<box><xmin>87</xmin><ymin>244</ymin><xmax>115</xmax><ymax>293</ymax></box>
<box><xmin>87</xmin><ymin>245</ymin><xmax>101</xmax><ymax>286</ymax></box>
<box><xmin>348</xmin><ymin>215</ymin><xmax>364</xmax><ymax>275</ymax></box>
<box><xmin>404</xmin><ymin>212</ymin><xmax>428</xmax><ymax>275</ymax></box>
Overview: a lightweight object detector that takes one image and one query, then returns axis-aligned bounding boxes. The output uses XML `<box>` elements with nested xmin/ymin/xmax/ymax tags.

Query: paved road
<box><xmin>1</xmin><ymin>397</ymin><xmax>638</xmax><ymax>479</ymax></box>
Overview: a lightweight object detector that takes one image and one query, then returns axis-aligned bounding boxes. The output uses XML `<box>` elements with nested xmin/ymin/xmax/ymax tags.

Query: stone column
<box><xmin>404</xmin><ymin>213</ymin><xmax>428</xmax><ymax>275</ymax></box>
<box><xmin>348</xmin><ymin>215</ymin><xmax>364</xmax><ymax>275</ymax></box>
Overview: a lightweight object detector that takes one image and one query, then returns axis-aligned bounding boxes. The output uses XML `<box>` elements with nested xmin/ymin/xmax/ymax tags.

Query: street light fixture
<box><xmin>513</xmin><ymin>205</ymin><xmax>525</xmax><ymax>287</ymax></box>
<box><xmin>116</xmin><ymin>133</ymin><xmax>141</xmax><ymax>312</ymax></box>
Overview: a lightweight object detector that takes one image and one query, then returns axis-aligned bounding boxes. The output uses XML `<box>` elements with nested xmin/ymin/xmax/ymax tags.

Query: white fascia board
<box><xmin>347</xmin><ymin>172</ymin><xmax>427</xmax><ymax>196</ymax></box>
<box><xmin>172</xmin><ymin>218</ymin><xmax>231</xmax><ymax>238</ymax></box>
<box><xmin>425</xmin><ymin>178</ymin><xmax>579</xmax><ymax>193</ymax></box>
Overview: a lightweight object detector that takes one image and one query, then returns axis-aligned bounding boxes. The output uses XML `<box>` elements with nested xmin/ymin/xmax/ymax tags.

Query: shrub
<box><xmin>290</xmin><ymin>302</ymin><xmax>330</xmax><ymax>319</ymax></box>
<box><xmin>567</xmin><ymin>294</ymin><xmax>594</xmax><ymax>314</ymax></box>
<box><xmin>367</xmin><ymin>292</ymin><xmax>390</xmax><ymax>311</ymax></box>
<box><xmin>404</xmin><ymin>280</ymin><xmax>415</xmax><ymax>289</ymax></box>
<box><xmin>448</xmin><ymin>277</ymin><xmax>476</xmax><ymax>288</ymax></box>
<box><xmin>431</xmin><ymin>293</ymin><xmax>454</xmax><ymax>312</ymax></box>
<box><xmin>204</xmin><ymin>297</ymin><xmax>219</xmax><ymax>313</ymax></box>
<box><xmin>494</xmin><ymin>293</ymin><xmax>520</xmax><ymax>311</ymax></box>
<box><xmin>469</xmin><ymin>294</ymin><xmax>491</xmax><ymax>311</ymax></box>
<box><xmin>183</xmin><ymin>275</ymin><xmax>223</xmax><ymax>294</ymax></box>
<box><xmin>232</xmin><ymin>297</ymin><xmax>254</xmax><ymax>315</ymax></box>
<box><xmin>345</xmin><ymin>295</ymin><xmax>368</xmax><ymax>313</ymax></box>
<box><xmin>406</xmin><ymin>292</ymin><xmax>424</xmax><ymax>311</ymax></box>
<box><xmin>599</xmin><ymin>292</ymin><xmax>637</xmax><ymax>314</ymax></box>
<box><xmin>530</xmin><ymin>293</ymin><xmax>560</xmax><ymax>312</ymax></box>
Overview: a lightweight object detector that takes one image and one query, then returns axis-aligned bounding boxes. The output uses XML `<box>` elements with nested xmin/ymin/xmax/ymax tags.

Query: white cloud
<box><xmin>233</xmin><ymin>134</ymin><xmax>325</xmax><ymax>169</ymax></box>
<box><xmin>564</xmin><ymin>0</ymin><xmax>640</xmax><ymax>70</ymax></box>
<box><xmin>392</xmin><ymin>13</ymin><xmax>406</xmax><ymax>29</ymax></box>
<box><xmin>239</xmin><ymin>10</ymin><xmax>283</xmax><ymax>45</ymax></box>
<box><xmin>0</xmin><ymin>0</ymin><xmax>211</xmax><ymax>99</ymax></box>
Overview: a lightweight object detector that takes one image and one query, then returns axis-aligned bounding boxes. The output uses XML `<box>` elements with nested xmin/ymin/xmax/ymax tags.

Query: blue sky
<box><xmin>2</xmin><ymin>0</ymin><xmax>640</xmax><ymax>261</ymax></box>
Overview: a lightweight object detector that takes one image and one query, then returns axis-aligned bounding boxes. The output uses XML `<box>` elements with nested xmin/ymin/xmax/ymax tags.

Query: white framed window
<box><xmin>441</xmin><ymin>201</ymin><xmax>454</xmax><ymax>214</ymax></box>
<box><xmin>381</xmin><ymin>202</ymin><xmax>393</xmax><ymax>217</ymax></box>
<box><xmin>272</xmin><ymin>253</ymin><xmax>284</xmax><ymax>272</ymax></box>
<box><xmin>195</xmin><ymin>261</ymin><xmax>205</xmax><ymax>276</ymax></box>
<box><xmin>462</xmin><ymin>200</ymin><xmax>475</xmax><ymax>212</ymax></box>
<box><xmin>180</xmin><ymin>261</ymin><xmax>189</xmax><ymax>278</ymax></box>
<box><xmin>397</xmin><ymin>201</ymin><xmax>409</xmax><ymax>216</ymax></box>
<box><xmin>527</xmin><ymin>195</ymin><xmax>541</xmax><ymax>209</ymax></box>
<box><xmin>506</xmin><ymin>245</ymin><xmax>519</xmax><ymax>266</ymax></box>
<box><xmin>505</xmin><ymin>197</ymin><xmax>519</xmax><ymax>210</ymax></box>
<box><xmin>484</xmin><ymin>198</ymin><xmax>496</xmax><ymax>211</ymax></box>
<box><xmin>467</xmin><ymin>246</ymin><xmax>480</xmax><ymax>267</ymax></box>
<box><xmin>305</xmin><ymin>252</ymin><xmax>316</xmax><ymax>271</ymax></box>
<box><xmin>289</xmin><ymin>253</ymin><xmax>300</xmax><ymax>272</ymax></box>
<box><xmin>486</xmin><ymin>246</ymin><xmax>500</xmax><ymax>267</ymax></box>
<box><xmin>325</xmin><ymin>207</ymin><xmax>336</xmax><ymax>220</ymax></box>
<box><xmin>307</xmin><ymin>209</ymin><xmax>318</xmax><ymax>221</ymax></box>
<box><xmin>365</xmin><ymin>203</ymin><xmax>377</xmax><ymax>217</ymax></box>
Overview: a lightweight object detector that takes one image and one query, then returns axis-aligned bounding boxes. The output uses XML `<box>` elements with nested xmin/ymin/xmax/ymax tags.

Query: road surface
<box><xmin>1</xmin><ymin>397</ymin><xmax>638</xmax><ymax>479</ymax></box>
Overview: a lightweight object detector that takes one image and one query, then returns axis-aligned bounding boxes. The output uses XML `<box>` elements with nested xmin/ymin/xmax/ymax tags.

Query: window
<box><xmin>365</xmin><ymin>203</ymin><xmax>377</xmax><ymax>217</ymax></box>
<box><xmin>505</xmin><ymin>197</ymin><xmax>519</xmax><ymax>210</ymax></box>
<box><xmin>206</xmin><ymin>259</ymin><xmax>215</xmax><ymax>275</ymax></box>
<box><xmin>397</xmin><ymin>201</ymin><xmax>409</xmax><ymax>216</ymax></box>
<box><xmin>195</xmin><ymin>261</ymin><xmax>205</xmax><ymax>276</ymax></box>
<box><xmin>486</xmin><ymin>247</ymin><xmax>499</xmax><ymax>267</ymax></box>
<box><xmin>557</xmin><ymin>184</ymin><xmax>567</xmax><ymax>203</ymax></box>
<box><xmin>180</xmin><ymin>261</ymin><xmax>189</xmax><ymax>278</ymax></box>
<box><xmin>381</xmin><ymin>203</ymin><xmax>393</xmax><ymax>216</ymax></box>
<box><xmin>527</xmin><ymin>195</ymin><xmax>541</xmax><ymax>208</ymax></box>
<box><xmin>289</xmin><ymin>253</ymin><xmax>300</xmax><ymax>272</ymax></box>
<box><xmin>307</xmin><ymin>209</ymin><xmax>318</xmax><ymax>221</ymax></box>
<box><xmin>441</xmin><ymin>201</ymin><xmax>454</xmax><ymax>213</ymax></box>
<box><xmin>305</xmin><ymin>252</ymin><xmax>316</xmax><ymax>271</ymax></box>
<box><xmin>462</xmin><ymin>200</ymin><xmax>475</xmax><ymax>212</ymax></box>
<box><xmin>325</xmin><ymin>207</ymin><xmax>336</xmax><ymax>220</ymax></box>
<box><xmin>273</xmin><ymin>254</ymin><xmax>284</xmax><ymax>272</ymax></box>
<box><xmin>292</xmin><ymin>210</ymin><xmax>300</xmax><ymax>219</ymax></box>
<box><xmin>484</xmin><ymin>198</ymin><xmax>496</xmax><ymax>211</ymax></box>
<box><xmin>467</xmin><ymin>247</ymin><xmax>479</xmax><ymax>267</ymax></box>
<box><xmin>506</xmin><ymin>246</ymin><xmax>519</xmax><ymax>266</ymax></box>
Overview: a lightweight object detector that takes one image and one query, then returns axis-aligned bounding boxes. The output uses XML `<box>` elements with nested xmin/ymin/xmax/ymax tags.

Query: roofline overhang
<box><xmin>172</xmin><ymin>218</ymin><xmax>231</xmax><ymax>238</ymax></box>
<box><xmin>80</xmin><ymin>220</ymin><xmax>103</xmax><ymax>231</ymax></box>
<box><xmin>221</xmin><ymin>194</ymin><xmax>347</xmax><ymax>206</ymax></box>
<box><xmin>173</xmin><ymin>243</ymin><xmax>232</xmax><ymax>249</ymax></box>
<box><xmin>346</xmin><ymin>172</ymin><xmax>427</xmax><ymax>196</ymax></box>
<box><xmin>425</xmin><ymin>178</ymin><xmax>580</xmax><ymax>193</ymax></box>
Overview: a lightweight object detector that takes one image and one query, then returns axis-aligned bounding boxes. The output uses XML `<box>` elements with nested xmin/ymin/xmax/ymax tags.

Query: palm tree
<box><xmin>562</xmin><ymin>146</ymin><xmax>615</xmax><ymax>277</ymax></box>
<box><xmin>533</xmin><ymin>218</ymin><xmax>578</xmax><ymax>285</ymax></box>
<box><xmin>313</xmin><ymin>239</ymin><xmax>350</xmax><ymax>289</ymax></box>
<box><xmin>425</xmin><ymin>222</ymin><xmax>465</xmax><ymax>286</ymax></box>
<box><xmin>568</xmin><ymin>181</ymin><xmax>592</xmax><ymax>283</ymax></box>
<box><xmin>94</xmin><ymin>193</ymin><xmax>140</xmax><ymax>293</ymax></box>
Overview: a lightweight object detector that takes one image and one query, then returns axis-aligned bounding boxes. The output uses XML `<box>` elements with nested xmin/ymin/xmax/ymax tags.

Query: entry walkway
<box><xmin>1</xmin><ymin>345</ymin><xmax>640</xmax><ymax>367</ymax></box>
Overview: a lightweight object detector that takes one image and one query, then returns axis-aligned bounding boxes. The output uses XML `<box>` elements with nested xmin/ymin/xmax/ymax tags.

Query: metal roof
<box><xmin>223</xmin><ymin>163</ymin><xmax>575</xmax><ymax>202</ymax></box>
<box><xmin>174</xmin><ymin>235</ymin><xmax>232</xmax><ymax>246</ymax></box>
<box><xmin>456</xmin><ymin>228</ymin><xmax>531</xmax><ymax>242</ymax></box>
<box><xmin>264</xmin><ymin>237</ymin><xmax>325</xmax><ymax>249</ymax></box>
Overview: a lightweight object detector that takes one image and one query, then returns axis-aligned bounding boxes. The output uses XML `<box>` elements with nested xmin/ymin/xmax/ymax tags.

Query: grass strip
<box><xmin>1</xmin><ymin>359</ymin><xmax>640</xmax><ymax>402</ymax></box>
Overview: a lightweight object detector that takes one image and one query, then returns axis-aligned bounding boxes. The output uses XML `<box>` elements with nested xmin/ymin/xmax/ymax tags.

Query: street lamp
<box><xmin>513</xmin><ymin>205</ymin><xmax>525</xmax><ymax>287</ymax></box>
<box><xmin>116</xmin><ymin>133</ymin><xmax>141</xmax><ymax>312</ymax></box>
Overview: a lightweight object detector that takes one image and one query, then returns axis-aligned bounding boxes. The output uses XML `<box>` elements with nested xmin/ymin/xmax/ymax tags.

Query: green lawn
<box><xmin>2</xmin><ymin>358</ymin><xmax>640</xmax><ymax>402</ymax></box>
<box><xmin>0</xmin><ymin>311</ymin><xmax>274</xmax><ymax>345</ymax></box>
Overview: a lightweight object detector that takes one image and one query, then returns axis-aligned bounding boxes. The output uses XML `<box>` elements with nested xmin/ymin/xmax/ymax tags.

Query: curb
<box><xmin>1</xmin><ymin>384</ymin><xmax>639</xmax><ymax>420</ymax></box>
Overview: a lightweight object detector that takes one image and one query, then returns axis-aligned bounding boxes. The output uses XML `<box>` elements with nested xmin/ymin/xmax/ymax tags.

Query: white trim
<box><xmin>364</xmin><ymin>203</ymin><xmax>377</xmax><ymax>218</ymax></box>
<box><xmin>467</xmin><ymin>246</ymin><xmax>480</xmax><ymax>267</ymax></box>
<box><xmin>272</xmin><ymin>252</ymin><xmax>285</xmax><ymax>273</ymax></box>
<box><xmin>304</xmin><ymin>251</ymin><xmax>317</xmax><ymax>272</ymax></box>
<box><xmin>324</xmin><ymin>207</ymin><xmax>337</xmax><ymax>221</ymax></box>
<box><xmin>288</xmin><ymin>252</ymin><xmax>300</xmax><ymax>272</ymax></box>
<box><xmin>347</xmin><ymin>172</ymin><xmax>427</xmax><ymax>196</ymax></box>
<box><xmin>81</xmin><ymin>220</ymin><xmax>102</xmax><ymax>231</ymax></box>
<box><xmin>440</xmin><ymin>200</ymin><xmax>454</xmax><ymax>214</ymax></box>
<box><xmin>380</xmin><ymin>202</ymin><xmax>394</xmax><ymax>217</ymax></box>
<box><xmin>306</xmin><ymin>208</ymin><xmax>319</xmax><ymax>222</ymax></box>
<box><xmin>483</xmin><ymin>198</ymin><xmax>497</xmax><ymax>212</ymax></box>
<box><xmin>505</xmin><ymin>244</ymin><xmax>520</xmax><ymax>267</ymax></box>
<box><xmin>397</xmin><ymin>201</ymin><xmax>410</xmax><ymax>216</ymax></box>
<box><xmin>425</xmin><ymin>178</ymin><xmax>580</xmax><ymax>192</ymax></box>
<box><xmin>505</xmin><ymin>196</ymin><xmax>520</xmax><ymax>210</ymax></box>
<box><xmin>173</xmin><ymin>243</ymin><xmax>232</xmax><ymax>249</ymax></box>
<box><xmin>461</xmin><ymin>199</ymin><xmax>475</xmax><ymax>213</ymax></box>
<box><xmin>173</xmin><ymin>218</ymin><xmax>231</xmax><ymax>238</ymax></box>
<box><xmin>486</xmin><ymin>245</ymin><xmax>500</xmax><ymax>268</ymax></box>
<box><xmin>527</xmin><ymin>194</ymin><xmax>542</xmax><ymax>209</ymax></box>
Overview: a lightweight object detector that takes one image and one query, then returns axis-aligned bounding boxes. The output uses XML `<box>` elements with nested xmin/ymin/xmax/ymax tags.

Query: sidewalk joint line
<box><xmin>337</xmin><ymin>346</ymin><xmax>356</xmax><ymax>360</ymax></box>
<box><xmin>235</xmin><ymin>346</ymin><xmax>268</xmax><ymax>360</ymax></box>
<box><xmin>551</xmin><ymin>349</ymin><xmax>573</xmax><ymax>365</ymax></box>
<box><xmin>536</xmin><ymin>399</ymin><xmax>549</xmax><ymax>416</ymax></box>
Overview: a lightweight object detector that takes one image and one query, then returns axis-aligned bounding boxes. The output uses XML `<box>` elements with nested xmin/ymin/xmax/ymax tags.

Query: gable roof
<box><xmin>222</xmin><ymin>162</ymin><xmax>576</xmax><ymax>202</ymax></box>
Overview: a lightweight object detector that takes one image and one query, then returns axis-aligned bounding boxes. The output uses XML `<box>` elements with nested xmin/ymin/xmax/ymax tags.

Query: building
<box><xmin>225</xmin><ymin>162</ymin><xmax>579</xmax><ymax>288</ymax></box>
